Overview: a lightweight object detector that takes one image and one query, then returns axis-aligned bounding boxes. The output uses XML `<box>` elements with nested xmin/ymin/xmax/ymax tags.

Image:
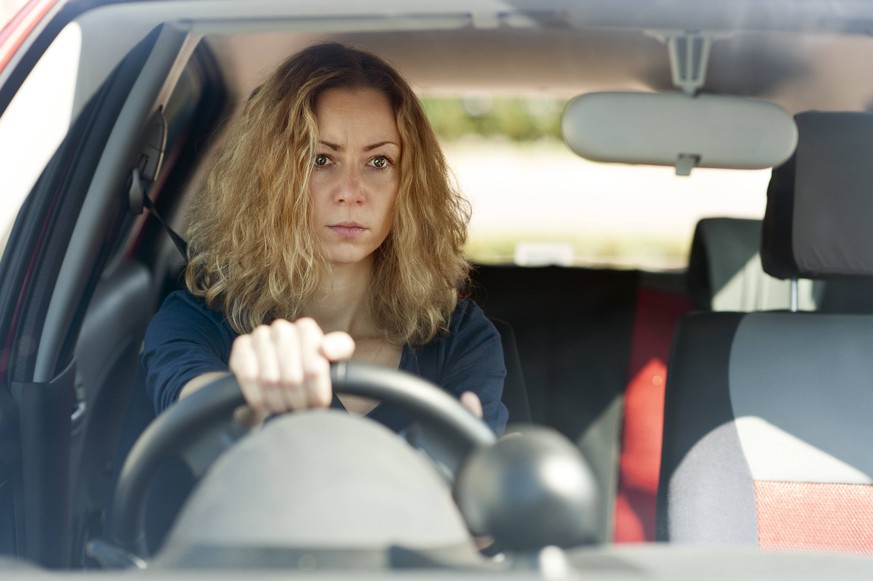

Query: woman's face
<box><xmin>310</xmin><ymin>87</ymin><xmax>402</xmax><ymax>269</ymax></box>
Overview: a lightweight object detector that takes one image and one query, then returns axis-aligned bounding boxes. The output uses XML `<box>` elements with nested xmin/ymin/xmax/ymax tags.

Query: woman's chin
<box><xmin>324</xmin><ymin>249</ymin><xmax>377</xmax><ymax>269</ymax></box>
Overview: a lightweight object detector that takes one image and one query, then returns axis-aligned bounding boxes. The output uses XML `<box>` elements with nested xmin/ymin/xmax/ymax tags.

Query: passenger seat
<box><xmin>657</xmin><ymin>111</ymin><xmax>873</xmax><ymax>553</ymax></box>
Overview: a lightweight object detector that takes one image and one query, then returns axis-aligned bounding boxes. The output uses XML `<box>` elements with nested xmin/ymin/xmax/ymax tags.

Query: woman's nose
<box><xmin>334</xmin><ymin>166</ymin><xmax>365</xmax><ymax>205</ymax></box>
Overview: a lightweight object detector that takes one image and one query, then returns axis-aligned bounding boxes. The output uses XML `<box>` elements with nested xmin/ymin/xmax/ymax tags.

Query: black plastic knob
<box><xmin>454</xmin><ymin>427</ymin><xmax>599</xmax><ymax>552</ymax></box>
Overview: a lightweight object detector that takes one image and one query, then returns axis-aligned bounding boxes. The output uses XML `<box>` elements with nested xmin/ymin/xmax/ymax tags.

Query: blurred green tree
<box><xmin>421</xmin><ymin>96</ymin><xmax>563</xmax><ymax>141</ymax></box>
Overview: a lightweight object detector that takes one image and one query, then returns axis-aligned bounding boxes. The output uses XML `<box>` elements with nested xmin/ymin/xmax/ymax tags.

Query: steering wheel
<box><xmin>111</xmin><ymin>362</ymin><xmax>496</xmax><ymax>557</ymax></box>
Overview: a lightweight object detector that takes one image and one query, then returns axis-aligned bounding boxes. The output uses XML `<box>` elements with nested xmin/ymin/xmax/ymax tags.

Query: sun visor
<box><xmin>562</xmin><ymin>92</ymin><xmax>798</xmax><ymax>175</ymax></box>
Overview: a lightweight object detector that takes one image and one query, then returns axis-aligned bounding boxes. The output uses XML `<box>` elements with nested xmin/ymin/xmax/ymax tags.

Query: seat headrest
<box><xmin>761</xmin><ymin>111</ymin><xmax>873</xmax><ymax>280</ymax></box>
<box><xmin>688</xmin><ymin>217</ymin><xmax>816</xmax><ymax>311</ymax></box>
<box><xmin>688</xmin><ymin>218</ymin><xmax>761</xmax><ymax>309</ymax></box>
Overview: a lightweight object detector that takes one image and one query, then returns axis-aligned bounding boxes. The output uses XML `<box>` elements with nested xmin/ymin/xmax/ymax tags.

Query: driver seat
<box><xmin>657</xmin><ymin>111</ymin><xmax>873</xmax><ymax>552</ymax></box>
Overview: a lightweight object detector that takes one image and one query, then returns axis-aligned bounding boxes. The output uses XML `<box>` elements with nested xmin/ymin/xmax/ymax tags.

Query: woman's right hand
<box><xmin>229</xmin><ymin>317</ymin><xmax>355</xmax><ymax>414</ymax></box>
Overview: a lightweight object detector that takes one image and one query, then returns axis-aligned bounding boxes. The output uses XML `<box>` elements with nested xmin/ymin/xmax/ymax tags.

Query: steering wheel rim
<box><xmin>111</xmin><ymin>362</ymin><xmax>496</xmax><ymax>556</ymax></box>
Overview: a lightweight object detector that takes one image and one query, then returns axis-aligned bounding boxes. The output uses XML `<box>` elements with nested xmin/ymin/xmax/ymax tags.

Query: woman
<box><xmin>143</xmin><ymin>43</ymin><xmax>507</xmax><ymax>434</ymax></box>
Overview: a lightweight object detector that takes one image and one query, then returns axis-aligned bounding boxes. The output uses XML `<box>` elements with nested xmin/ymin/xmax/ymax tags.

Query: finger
<box><xmin>250</xmin><ymin>324</ymin><xmax>286</xmax><ymax>413</ymax></box>
<box><xmin>230</xmin><ymin>334</ymin><xmax>267</xmax><ymax>412</ymax></box>
<box><xmin>297</xmin><ymin>318</ymin><xmax>332</xmax><ymax>407</ymax></box>
<box><xmin>271</xmin><ymin>319</ymin><xmax>307</xmax><ymax>411</ymax></box>
<box><xmin>320</xmin><ymin>331</ymin><xmax>355</xmax><ymax>361</ymax></box>
<box><xmin>460</xmin><ymin>391</ymin><xmax>484</xmax><ymax>419</ymax></box>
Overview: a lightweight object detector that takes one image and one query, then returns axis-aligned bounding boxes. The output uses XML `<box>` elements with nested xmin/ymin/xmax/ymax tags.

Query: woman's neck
<box><xmin>304</xmin><ymin>259</ymin><xmax>378</xmax><ymax>338</ymax></box>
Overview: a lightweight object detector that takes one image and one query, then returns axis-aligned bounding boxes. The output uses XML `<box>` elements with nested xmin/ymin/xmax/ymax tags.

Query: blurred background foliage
<box><xmin>421</xmin><ymin>95</ymin><xmax>564</xmax><ymax>142</ymax></box>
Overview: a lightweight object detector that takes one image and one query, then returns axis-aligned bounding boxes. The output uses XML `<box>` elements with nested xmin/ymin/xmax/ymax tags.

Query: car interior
<box><xmin>2</xmin><ymin>0</ymin><xmax>873</xmax><ymax>577</ymax></box>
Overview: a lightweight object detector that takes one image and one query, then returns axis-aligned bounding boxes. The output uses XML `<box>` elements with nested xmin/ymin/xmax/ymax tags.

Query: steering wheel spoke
<box><xmin>180</xmin><ymin>421</ymin><xmax>249</xmax><ymax>477</ymax></box>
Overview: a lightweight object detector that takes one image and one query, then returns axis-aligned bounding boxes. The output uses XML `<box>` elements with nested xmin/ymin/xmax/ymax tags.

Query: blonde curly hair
<box><xmin>184</xmin><ymin>43</ymin><xmax>470</xmax><ymax>345</ymax></box>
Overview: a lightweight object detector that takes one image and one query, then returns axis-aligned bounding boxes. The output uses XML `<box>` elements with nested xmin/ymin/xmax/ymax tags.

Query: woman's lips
<box><xmin>328</xmin><ymin>222</ymin><xmax>367</xmax><ymax>239</ymax></box>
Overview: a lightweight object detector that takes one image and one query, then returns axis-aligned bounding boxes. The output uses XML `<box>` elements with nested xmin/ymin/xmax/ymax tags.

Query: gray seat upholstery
<box><xmin>658</xmin><ymin>111</ymin><xmax>873</xmax><ymax>553</ymax></box>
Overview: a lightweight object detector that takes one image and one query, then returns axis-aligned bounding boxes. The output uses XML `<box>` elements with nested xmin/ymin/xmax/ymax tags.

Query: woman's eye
<box><xmin>368</xmin><ymin>156</ymin><xmax>391</xmax><ymax>169</ymax></box>
<box><xmin>314</xmin><ymin>154</ymin><xmax>331</xmax><ymax>167</ymax></box>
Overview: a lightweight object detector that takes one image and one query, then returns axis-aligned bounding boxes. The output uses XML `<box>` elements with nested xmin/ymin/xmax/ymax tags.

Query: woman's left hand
<box><xmin>460</xmin><ymin>391</ymin><xmax>483</xmax><ymax>419</ymax></box>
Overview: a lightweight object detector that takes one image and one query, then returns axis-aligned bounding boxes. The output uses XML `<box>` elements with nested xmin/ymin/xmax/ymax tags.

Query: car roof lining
<box><xmin>65</xmin><ymin>1</ymin><xmax>873</xmax><ymax>116</ymax></box>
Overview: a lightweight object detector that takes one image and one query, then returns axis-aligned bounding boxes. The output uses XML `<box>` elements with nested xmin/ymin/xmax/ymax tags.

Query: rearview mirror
<box><xmin>562</xmin><ymin>92</ymin><xmax>798</xmax><ymax>175</ymax></box>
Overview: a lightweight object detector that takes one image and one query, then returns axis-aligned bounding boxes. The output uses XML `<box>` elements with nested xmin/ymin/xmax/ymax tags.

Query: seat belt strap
<box><xmin>129</xmin><ymin>167</ymin><xmax>188</xmax><ymax>261</ymax></box>
<box><xmin>142</xmin><ymin>194</ymin><xmax>188</xmax><ymax>261</ymax></box>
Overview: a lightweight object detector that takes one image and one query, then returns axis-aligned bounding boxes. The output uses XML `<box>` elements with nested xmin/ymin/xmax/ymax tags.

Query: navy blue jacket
<box><xmin>142</xmin><ymin>291</ymin><xmax>508</xmax><ymax>434</ymax></box>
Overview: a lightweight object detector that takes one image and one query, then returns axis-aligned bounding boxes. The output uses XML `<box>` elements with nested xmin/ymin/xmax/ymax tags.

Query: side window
<box><xmin>0</xmin><ymin>22</ymin><xmax>82</xmax><ymax>255</ymax></box>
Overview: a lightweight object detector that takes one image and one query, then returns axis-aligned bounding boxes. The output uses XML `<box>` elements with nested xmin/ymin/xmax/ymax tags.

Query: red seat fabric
<box><xmin>755</xmin><ymin>481</ymin><xmax>873</xmax><ymax>554</ymax></box>
<box><xmin>614</xmin><ymin>287</ymin><xmax>691</xmax><ymax>543</ymax></box>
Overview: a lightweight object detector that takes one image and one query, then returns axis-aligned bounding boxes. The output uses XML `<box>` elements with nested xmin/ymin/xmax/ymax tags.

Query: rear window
<box><xmin>423</xmin><ymin>95</ymin><xmax>771</xmax><ymax>270</ymax></box>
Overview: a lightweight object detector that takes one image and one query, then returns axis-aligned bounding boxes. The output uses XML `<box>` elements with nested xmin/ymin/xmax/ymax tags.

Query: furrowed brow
<box><xmin>318</xmin><ymin>140</ymin><xmax>399</xmax><ymax>152</ymax></box>
<box><xmin>319</xmin><ymin>140</ymin><xmax>343</xmax><ymax>151</ymax></box>
<box><xmin>364</xmin><ymin>141</ymin><xmax>400</xmax><ymax>152</ymax></box>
